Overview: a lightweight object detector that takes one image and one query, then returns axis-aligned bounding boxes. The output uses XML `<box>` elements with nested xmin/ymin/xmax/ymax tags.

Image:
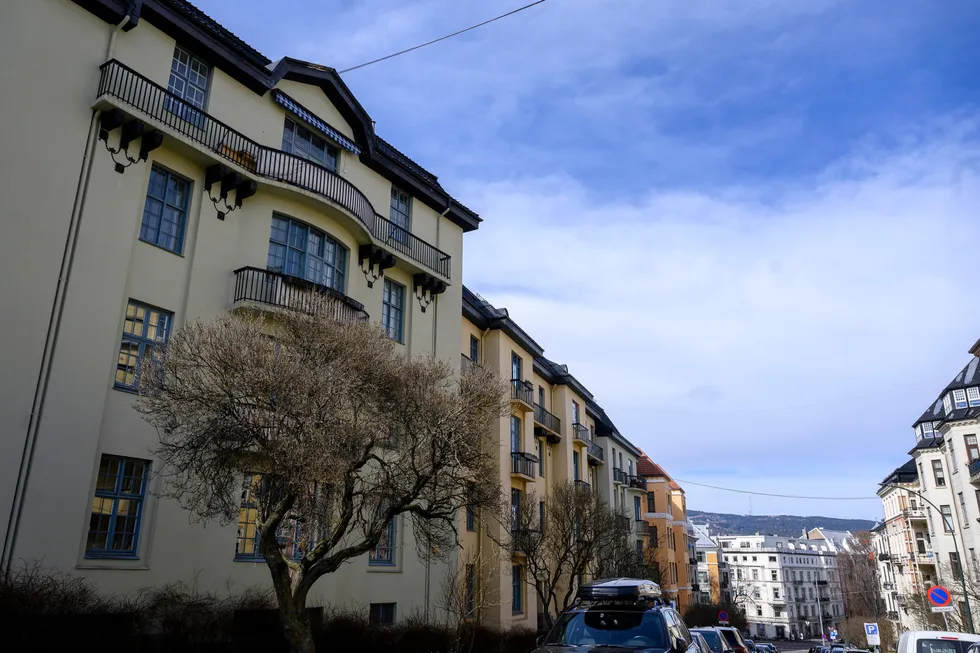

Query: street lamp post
<box><xmin>880</xmin><ymin>483</ymin><xmax>976</xmax><ymax>633</ymax></box>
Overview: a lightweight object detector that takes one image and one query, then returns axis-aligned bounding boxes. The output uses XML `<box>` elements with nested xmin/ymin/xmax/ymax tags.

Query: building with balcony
<box><xmin>1</xmin><ymin>0</ymin><xmax>482</xmax><ymax>625</ymax></box>
<box><xmin>716</xmin><ymin>534</ymin><xmax>845</xmax><ymax>640</ymax></box>
<box><xmin>872</xmin><ymin>335</ymin><xmax>980</xmax><ymax>632</ymax></box>
<box><xmin>461</xmin><ymin>287</ymin><xmax>651</xmax><ymax>629</ymax></box>
<box><xmin>693</xmin><ymin>522</ymin><xmax>730</xmax><ymax>605</ymax></box>
<box><xmin>871</xmin><ymin>461</ymin><xmax>937</xmax><ymax>633</ymax></box>
<box><xmin>637</xmin><ymin>456</ymin><xmax>696</xmax><ymax>612</ymax></box>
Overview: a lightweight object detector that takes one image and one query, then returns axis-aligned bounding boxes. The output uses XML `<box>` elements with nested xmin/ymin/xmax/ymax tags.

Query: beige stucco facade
<box><xmin>1</xmin><ymin>0</ymin><xmax>476</xmax><ymax>623</ymax></box>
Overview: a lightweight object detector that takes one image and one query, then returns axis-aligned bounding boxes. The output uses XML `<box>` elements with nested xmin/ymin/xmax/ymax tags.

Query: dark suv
<box><xmin>532</xmin><ymin>578</ymin><xmax>701</xmax><ymax>652</ymax></box>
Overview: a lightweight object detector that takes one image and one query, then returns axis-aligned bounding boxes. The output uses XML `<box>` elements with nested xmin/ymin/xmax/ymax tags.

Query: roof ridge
<box><xmin>162</xmin><ymin>0</ymin><xmax>270</xmax><ymax>66</ymax></box>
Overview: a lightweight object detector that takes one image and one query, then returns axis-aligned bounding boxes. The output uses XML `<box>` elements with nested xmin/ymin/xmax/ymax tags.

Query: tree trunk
<box><xmin>280</xmin><ymin>601</ymin><xmax>315</xmax><ymax>653</ymax></box>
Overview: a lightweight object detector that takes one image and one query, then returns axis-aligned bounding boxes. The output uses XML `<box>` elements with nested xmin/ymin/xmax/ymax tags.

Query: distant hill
<box><xmin>687</xmin><ymin>510</ymin><xmax>875</xmax><ymax>537</ymax></box>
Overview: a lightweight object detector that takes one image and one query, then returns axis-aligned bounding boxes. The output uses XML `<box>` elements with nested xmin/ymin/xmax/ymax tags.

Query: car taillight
<box><xmin>735</xmin><ymin>646</ymin><xmax>748</xmax><ymax>653</ymax></box>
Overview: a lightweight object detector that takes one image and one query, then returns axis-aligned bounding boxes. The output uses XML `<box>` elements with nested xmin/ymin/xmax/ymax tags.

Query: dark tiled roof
<box><xmin>162</xmin><ymin>0</ymin><xmax>270</xmax><ymax>66</ymax></box>
<box><xmin>376</xmin><ymin>137</ymin><xmax>442</xmax><ymax>190</ymax></box>
<box><xmin>908</xmin><ymin>437</ymin><xmax>942</xmax><ymax>456</ymax></box>
<box><xmin>944</xmin><ymin>356</ymin><xmax>980</xmax><ymax>393</ymax></box>
<box><xmin>945</xmin><ymin>407</ymin><xmax>980</xmax><ymax>422</ymax></box>
<box><xmin>881</xmin><ymin>459</ymin><xmax>918</xmax><ymax>485</ymax></box>
<box><xmin>914</xmin><ymin>398</ymin><xmax>944</xmax><ymax>427</ymax></box>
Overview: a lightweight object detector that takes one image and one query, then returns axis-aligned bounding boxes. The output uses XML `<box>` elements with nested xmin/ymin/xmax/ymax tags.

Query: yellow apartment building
<box><xmin>461</xmin><ymin>287</ymin><xmax>650</xmax><ymax>629</ymax></box>
<box><xmin>1</xmin><ymin>0</ymin><xmax>481</xmax><ymax>624</ymax></box>
<box><xmin>639</xmin><ymin>456</ymin><xmax>695</xmax><ymax>612</ymax></box>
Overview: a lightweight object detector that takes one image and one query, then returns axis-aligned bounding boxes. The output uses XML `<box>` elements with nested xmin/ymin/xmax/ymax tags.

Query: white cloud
<box><xmin>459</xmin><ymin>120</ymin><xmax>980</xmax><ymax>517</ymax></box>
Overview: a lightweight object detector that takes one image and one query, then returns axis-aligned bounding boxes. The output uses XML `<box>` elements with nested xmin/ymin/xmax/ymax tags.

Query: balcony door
<box><xmin>511</xmin><ymin>352</ymin><xmax>522</xmax><ymax>382</ymax></box>
<box><xmin>573</xmin><ymin>451</ymin><xmax>580</xmax><ymax>481</ymax></box>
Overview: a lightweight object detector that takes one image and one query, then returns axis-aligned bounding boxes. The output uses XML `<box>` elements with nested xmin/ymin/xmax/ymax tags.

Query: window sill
<box><xmin>138</xmin><ymin>237</ymin><xmax>185</xmax><ymax>258</ymax></box>
<box><xmin>234</xmin><ymin>555</ymin><xmax>266</xmax><ymax>563</ymax></box>
<box><xmin>84</xmin><ymin>552</ymin><xmax>140</xmax><ymax>561</ymax></box>
<box><xmin>112</xmin><ymin>383</ymin><xmax>140</xmax><ymax>394</ymax></box>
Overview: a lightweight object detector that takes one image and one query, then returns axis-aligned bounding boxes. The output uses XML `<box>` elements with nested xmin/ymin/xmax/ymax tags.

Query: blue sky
<box><xmin>197</xmin><ymin>0</ymin><xmax>980</xmax><ymax>520</ymax></box>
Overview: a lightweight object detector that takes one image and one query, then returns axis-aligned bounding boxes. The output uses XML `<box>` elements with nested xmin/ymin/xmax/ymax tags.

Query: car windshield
<box><xmin>694</xmin><ymin>630</ymin><xmax>724</xmax><ymax>652</ymax></box>
<box><xmin>546</xmin><ymin>609</ymin><xmax>669</xmax><ymax>649</ymax></box>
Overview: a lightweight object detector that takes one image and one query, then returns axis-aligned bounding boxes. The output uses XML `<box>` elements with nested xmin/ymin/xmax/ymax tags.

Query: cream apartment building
<box><xmin>874</xmin><ymin>336</ymin><xmax>980</xmax><ymax>629</ymax></box>
<box><xmin>717</xmin><ymin>534</ymin><xmax>845</xmax><ymax>640</ymax></box>
<box><xmin>460</xmin><ymin>287</ymin><xmax>652</xmax><ymax>630</ymax></box>
<box><xmin>1</xmin><ymin>0</ymin><xmax>482</xmax><ymax>624</ymax></box>
<box><xmin>872</xmin><ymin>461</ymin><xmax>937</xmax><ymax>633</ymax></box>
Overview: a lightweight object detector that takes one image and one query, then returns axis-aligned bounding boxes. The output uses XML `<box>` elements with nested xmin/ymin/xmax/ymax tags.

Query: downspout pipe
<box><xmin>2</xmin><ymin>10</ymin><xmax>133</xmax><ymax>577</ymax></box>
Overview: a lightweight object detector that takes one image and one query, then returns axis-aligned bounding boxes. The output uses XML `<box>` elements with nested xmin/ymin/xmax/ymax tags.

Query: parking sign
<box><xmin>865</xmin><ymin>623</ymin><xmax>880</xmax><ymax>646</ymax></box>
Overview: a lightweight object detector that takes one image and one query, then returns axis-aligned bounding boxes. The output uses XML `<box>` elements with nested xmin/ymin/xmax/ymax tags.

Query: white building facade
<box><xmin>717</xmin><ymin>535</ymin><xmax>845</xmax><ymax>640</ymax></box>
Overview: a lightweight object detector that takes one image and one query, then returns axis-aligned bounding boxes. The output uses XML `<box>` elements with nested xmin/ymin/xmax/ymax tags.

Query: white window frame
<box><xmin>954</xmin><ymin>389</ymin><xmax>968</xmax><ymax>409</ymax></box>
<box><xmin>944</xmin><ymin>394</ymin><xmax>954</xmax><ymax>414</ymax></box>
<box><xmin>969</xmin><ymin>387</ymin><xmax>980</xmax><ymax>407</ymax></box>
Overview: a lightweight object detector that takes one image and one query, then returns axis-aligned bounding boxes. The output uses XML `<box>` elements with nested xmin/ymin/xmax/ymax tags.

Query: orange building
<box><xmin>638</xmin><ymin>455</ymin><xmax>696</xmax><ymax>613</ymax></box>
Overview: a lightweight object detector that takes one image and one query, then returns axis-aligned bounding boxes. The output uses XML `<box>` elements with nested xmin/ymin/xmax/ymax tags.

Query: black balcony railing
<box><xmin>511</xmin><ymin>452</ymin><xmax>536</xmax><ymax>478</ymax></box>
<box><xmin>233</xmin><ymin>267</ymin><xmax>369</xmax><ymax>321</ymax></box>
<box><xmin>533</xmin><ymin>403</ymin><xmax>561</xmax><ymax>435</ymax></box>
<box><xmin>613</xmin><ymin>468</ymin><xmax>627</xmax><ymax>485</ymax></box>
<box><xmin>461</xmin><ymin>354</ymin><xmax>476</xmax><ymax>372</ymax></box>
<box><xmin>575</xmin><ymin>479</ymin><xmax>592</xmax><ymax>493</ymax></box>
<box><xmin>615</xmin><ymin>515</ymin><xmax>630</xmax><ymax>531</ymax></box>
<box><xmin>97</xmin><ymin>60</ymin><xmax>451</xmax><ymax>279</ymax></box>
<box><xmin>970</xmin><ymin>457</ymin><xmax>980</xmax><ymax>479</ymax></box>
<box><xmin>587</xmin><ymin>440</ymin><xmax>604</xmax><ymax>463</ymax></box>
<box><xmin>572</xmin><ymin>423</ymin><xmax>589</xmax><ymax>443</ymax></box>
<box><xmin>511</xmin><ymin>528</ymin><xmax>532</xmax><ymax>553</ymax></box>
<box><xmin>511</xmin><ymin>379</ymin><xmax>533</xmax><ymax>406</ymax></box>
<box><xmin>628</xmin><ymin>474</ymin><xmax>647</xmax><ymax>490</ymax></box>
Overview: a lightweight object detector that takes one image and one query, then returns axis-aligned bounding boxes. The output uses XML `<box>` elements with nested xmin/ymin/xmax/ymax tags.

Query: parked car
<box><xmin>745</xmin><ymin>639</ymin><xmax>758</xmax><ymax>652</ymax></box>
<box><xmin>692</xmin><ymin>627</ymin><xmax>735</xmax><ymax>653</ymax></box>
<box><xmin>694</xmin><ymin>632</ymin><xmax>715</xmax><ymax>653</ymax></box>
<box><xmin>532</xmin><ymin>578</ymin><xmax>700</xmax><ymax>652</ymax></box>
<box><xmin>899</xmin><ymin>631</ymin><xmax>980</xmax><ymax>653</ymax></box>
<box><xmin>718</xmin><ymin>626</ymin><xmax>750</xmax><ymax>653</ymax></box>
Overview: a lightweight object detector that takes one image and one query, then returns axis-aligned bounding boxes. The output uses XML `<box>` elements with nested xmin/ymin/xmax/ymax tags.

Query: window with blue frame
<box><xmin>115</xmin><ymin>300</ymin><xmax>172</xmax><ymax>391</ymax></box>
<box><xmin>369</xmin><ymin>603</ymin><xmax>396</xmax><ymax>626</ymax></box>
<box><xmin>537</xmin><ymin>439</ymin><xmax>544</xmax><ymax>476</ymax></box>
<box><xmin>466</xmin><ymin>483</ymin><xmax>477</xmax><ymax>531</ymax></box>
<box><xmin>573</xmin><ymin>451</ymin><xmax>580</xmax><ymax>481</ymax></box>
<box><xmin>510</xmin><ymin>415</ymin><xmax>522</xmax><ymax>453</ymax></box>
<box><xmin>282</xmin><ymin>118</ymin><xmax>338</xmax><ymax>171</ymax></box>
<box><xmin>141</xmin><ymin>166</ymin><xmax>190</xmax><ymax>254</ymax></box>
<box><xmin>539</xmin><ymin>501</ymin><xmax>545</xmax><ymax>534</ymax></box>
<box><xmin>469</xmin><ymin>335</ymin><xmax>479</xmax><ymax>362</ymax></box>
<box><xmin>381</xmin><ymin>279</ymin><xmax>405</xmax><ymax>342</ymax></box>
<box><xmin>267</xmin><ymin>214</ymin><xmax>347</xmax><ymax>292</ymax></box>
<box><xmin>86</xmin><ymin>455</ymin><xmax>150</xmax><ymax>558</ymax></box>
<box><xmin>634</xmin><ymin>495</ymin><xmax>641</xmax><ymax>521</ymax></box>
<box><xmin>370</xmin><ymin>503</ymin><xmax>396</xmax><ymax>565</ymax></box>
<box><xmin>235</xmin><ymin>473</ymin><xmax>313</xmax><ymax>561</ymax></box>
<box><xmin>389</xmin><ymin>186</ymin><xmax>411</xmax><ymax>245</ymax></box>
<box><xmin>512</xmin><ymin>565</ymin><xmax>523</xmax><ymax>614</ymax></box>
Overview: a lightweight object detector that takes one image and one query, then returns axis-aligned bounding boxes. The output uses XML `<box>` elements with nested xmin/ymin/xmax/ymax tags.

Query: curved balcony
<box><xmin>233</xmin><ymin>266</ymin><xmax>369</xmax><ymax>321</ymax></box>
<box><xmin>96</xmin><ymin>60</ymin><xmax>450</xmax><ymax>279</ymax></box>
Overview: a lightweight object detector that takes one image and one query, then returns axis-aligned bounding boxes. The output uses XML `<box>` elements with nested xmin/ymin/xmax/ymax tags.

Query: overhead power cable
<box><xmin>339</xmin><ymin>0</ymin><xmax>549</xmax><ymax>74</ymax></box>
<box><xmin>673</xmin><ymin>478</ymin><xmax>879</xmax><ymax>501</ymax></box>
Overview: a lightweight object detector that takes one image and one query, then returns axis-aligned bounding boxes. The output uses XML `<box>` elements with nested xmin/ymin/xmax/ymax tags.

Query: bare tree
<box><xmin>838</xmin><ymin>532</ymin><xmax>882</xmax><ymax>618</ymax></box>
<box><xmin>510</xmin><ymin>482</ymin><xmax>620</xmax><ymax>628</ymax></box>
<box><xmin>436</xmin><ymin>550</ymin><xmax>501</xmax><ymax>653</ymax></box>
<box><xmin>135</xmin><ymin>300</ymin><xmax>509</xmax><ymax>653</ymax></box>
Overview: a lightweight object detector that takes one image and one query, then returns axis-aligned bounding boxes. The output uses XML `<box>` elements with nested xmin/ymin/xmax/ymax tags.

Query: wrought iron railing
<box><xmin>970</xmin><ymin>457</ymin><xmax>980</xmax><ymax>479</ymax></box>
<box><xmin>511</xmin><ymin>452</ymin><xmax>536</xmax><ymax>478</ymax></box>
<box><xmin>510</xmin><ymin>528</ymin><xmax>532</xmax><ymax>553</ymax></box>
<box><xmin>572</xmin><ymin>423</ymin><xmax>589</xmax><ymax>442</ymax></box>
<box><xmin>613</xmin><ymin>468</ymin><xmax>627</xmax><ymax>484</ymax></box>
<box><xmin>533</xmin><ymin>403</ymin><xmax>561</xmax><ymax>435</ymax></box>
<box><xmin>233</xmin><ymin>267</ymin><xmax>369</xmax><ymax>321</ymax></box>
<box><xmin>587</xmin><ymin>440</ymin><xmax>604</xmax><ymax>462</ymax></box>
<box><xmin>628</xmin><ymin>474</ymin><xmax>647</xmax><ymax>489</ymax></box>
<box><xmin>575</xmin><ymin>479</ymin><xmax>592</xmax><ymax>493</ymax></box>
<box><xmin>511</xmin><ymin>379</ymin><xmax>533</xmax><ymax>406</ymax></box>
<box><xmin>97</xmin><ymin>60</ymin><xmax>451</xmax><ymax>278</ymax></box>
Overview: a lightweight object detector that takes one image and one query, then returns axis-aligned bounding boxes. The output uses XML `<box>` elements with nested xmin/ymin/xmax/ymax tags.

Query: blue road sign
<box><xmin>865</xmin><ymin>624</ymin><xmax>878</xmax><ymax>636</ymax></box>
<box><xmin>718</xmin><ymin>610</ymin><xmax>729</xmax><ymax>622</ymax></box>
<box><xmin>929</xmin><ymin>586</ymin><xmax>952</xmax><ymax>607</ymax></box>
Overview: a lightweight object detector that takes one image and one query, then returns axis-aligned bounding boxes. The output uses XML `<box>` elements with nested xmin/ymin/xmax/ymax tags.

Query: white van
<box><xmin>898</xmin><ymin>631</ymin><xmax>980</xmax><ymax>653</ymax></box>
